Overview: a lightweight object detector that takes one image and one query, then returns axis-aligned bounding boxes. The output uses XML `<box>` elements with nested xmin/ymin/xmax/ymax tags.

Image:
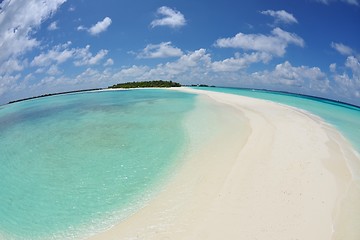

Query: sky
<box><xmin>0</xmin><ymin>0</ymin><xmax>359</xmax><ymax>105</ymax></box>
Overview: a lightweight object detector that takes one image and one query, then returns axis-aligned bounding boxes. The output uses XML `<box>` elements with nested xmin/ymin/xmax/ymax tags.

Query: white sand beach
<box><xmin>88</xmin><ymin>88</ymin><xmax>360</xmax><ymax>240</ymax></box>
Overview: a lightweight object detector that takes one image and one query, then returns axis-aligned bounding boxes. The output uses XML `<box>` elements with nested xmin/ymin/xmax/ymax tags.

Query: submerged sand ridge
<box><xmin>89</xmin><ymin>88</ymin><xmax>360</xmax><ymax>240</ymax></box>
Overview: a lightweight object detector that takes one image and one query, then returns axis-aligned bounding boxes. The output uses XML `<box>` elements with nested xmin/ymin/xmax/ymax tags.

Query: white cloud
<box><xmin>331</xmin><ymin>42</ymin><xmax>355</xmax><ymax>56</ymax></box>
<box><xmin>333</xmin><ymin>73</ymin><xmax>358</xmax><ymax>97</ymax></box>
<box><xmin>0</xmin><ymin>0</ymin><xmax>66</xmax><ymax>62</ymax></box>
<box><xmin>0</xmin><ymin>58</ymin><xmax>25</xmax><ymax>75</ymax></box>
<box><xmin>74</xmin><ymin>46</ymin><xmax>108</xmax><ymax>66</ymax></box>
<box><xmin>252</xmin><ymin>61</ymin><xmax>330</xmax><ymax>92</ymax></box>
<box><xmin>316</xmin><ymin>0</ymin><xmax>359</xmax><ymax>6</ymax></box>
<box><xmin>332</xmin><ymin>56</ymin><xmax>360</xmax><ymax>99</ymax></box>
<box><xmin>212</xmin><ymin>52</ymin><xmax>272</xmax><ymax>72</ymax></box>
<box><xmin>88</xmin><ymin>17</ymin><xmax>112</xmax><ymax>36</ymax></box>
<box><xmin>74</xmin><ymin>68</ymin><xmax>99</xmax><ymax>84</ymax></box>
<box><xmin>8</xmin><ymin>46</ymin><xmax>359</xmax><ymax>105</ymax></box>
<box><xmin>151</xmin><ymin>6</ymin><xmax>186</xmax><ymax>28</ymax></box>
<box><xmin>0</xmin><ymin>0</ymin><xmax>66</xmax><ymax>101</ymax></box>
<box><xmin>24</xmin><ymin>73</ymin><xmax>34</xmax><ymax>82</ymax></box>
<box><xmin>35</xmin><ymin>68</ymin><xmax>45</xmax><ymax>74</ymax></box>
<box><xmin>157</xmin><ymin>48</ymin><xmax>211</xmax><ymax>75</ymax></box>
<box><xmin>261</xmin><ymin>10</ymin><xmax>298</xmax><ymax>24</ymax></box>
<box><xmin>0</xmin><ymin>74</ymin><xmax>21</xmax><ymax>96</ymax></box>
<box><xmin>329</xmin><ymin>63</ymin><xmax>337</xmax><ymax>72</ymax></box>
<box><xmin>31</xmin><ymin>43</ymin><xmax>109</xmax><ymax>68</ymax></box>
<box><xmin>48</xmin><ymin>21</ymin><xmax>58</xmax><ymax>31</ymax></box>
<box><xmin>215</xmin><ymin>28</ymin><xmax>304</xmax><ymax>57</ymax></box>
<box><xmin>88</xmin><ymin>50</ymin><xmax>108</xmax><ymax>65</ymax></box>
<box><xmin>47</xmin><ymin>65</ymin><xmax>61</xmax><ymax>75</ymax></box>
<box><xmin>77</xmin><ymin>25</ymin><xmax>86</xmax><ymax>31</ymax></box>
<box><xmin>114</xmin><ymin>49</ymin><xmax>275</xmax><ymax>85</ymax></box>
<box><xmin>73</xmin><ymin>68</ymin><xmax>114</xmax><ymax>86</ymax></box>
<box><xmin>345</xmin><ymin>0</ymin><xmax>360</xmax><ymax>5</ymax></box>
<box><xmin>0</xmin><ymin>42</ymin><xmax>110</xmax><ymax>102</ymax></box>
<box><xmin>77</xmin><ymin>17</ymin><xmax>112</xmax><ymax>35</ymax></box>
<box><xmin>114</xmin><ymin>65</ymin><xmax>150</xmax><ymax>79</ymax></box>
<box><xmin>137</xmin><ymin>42</ymin><xmax>183</xmax><ymax>59</ymax></box>
<box><xmin>104</xmin><ymin>58</ymin><xmax>114</xmax><ymax>67</ymax></box>
<box><xmin>345</xmin><ymin>56</ymin><xmax>360</xmax><ymax>76</ymax></box>
<box><xmin>113</xmin><ymin>49</ymin><xmax>211</xmax><ymax>83</ymax></box>
<box><xmin>110</xmin><ymin>50</ymin><xmax>335</xmax><ymax>99</ymax></box>
<box><xmin>31</xmin><ymin>42</ymin><xmax>74</xmax><ymax>67</ymax></box>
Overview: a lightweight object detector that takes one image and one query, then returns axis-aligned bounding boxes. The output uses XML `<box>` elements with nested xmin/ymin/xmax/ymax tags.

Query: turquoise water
<box><xmin>0</xmin><ymin>89</ymin><xmax>196</xmax><ymax>239</ymax></box>
<box><xmin>1</xmin><ymin>87</ymin><xmax>359</xmax><ymax>239</ymax></box>
<box><xmin>195</xmin><ymin>87</ymin><xmax>360</xmax><ymax>153</ymax></box>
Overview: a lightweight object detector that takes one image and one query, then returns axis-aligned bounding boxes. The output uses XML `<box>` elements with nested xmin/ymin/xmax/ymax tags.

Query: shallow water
<box><xmin>0</xmin><ymin>89</ymin><xmax>197</xmax><ymax>239</ymax></box>
<box><xmin>1</xmin><ymin>87</ymin><xmax>359</xmax><ymax>239</ymax></box>
<box><xmin>195</xmin><ymin>87</ymin><xmax>360</xmax><ymax>153</ymax></box>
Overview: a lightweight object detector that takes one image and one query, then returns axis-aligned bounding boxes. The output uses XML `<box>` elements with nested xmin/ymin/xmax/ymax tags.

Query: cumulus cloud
<box><xmin>47</xmin><ymin>65</ymin><xmax>61</xmax><ymax>75</ymax></box>
<box><xmin>0</xmin><ymin>0</ymin><xmax>66</xmax><ymax>97</ymax></box>
<box><xmin>261</xmin><ymin>10</ymin><xmax>298</xmax><ymax>24</ymax></box>
<box><xmin>212</xmin><ymin>52</ymin><xmax>272</xmax><ymax>72</ymax></box>
<box><xmin>329</xmin><ymin>63</ymin><xmax>337</xmax><ymax>72</ymax></box>
<box><xmin>31</xmin><ymin>42</ymin><xmax>74</xmax><ymax>67</ymax></box>
<box><xmin>110</xmin><ymin>49</ymin><xmax>335</xmax><ymax>99</ymax></box>
<box><xmin>115</xmin><ymin>49</ymin><xmax>271</xmax><ymax>83</ymax></box>
<box><xmin>73</xmin><ymin>46</ymin><xmax>109</xmax><ymax>66</ymax></box>
<box><xmin>10</xmin><ymin>45</ymin><xmax>359</xmax><ymax>105</ymax></box>
<box><xmin>48</xmin><ymin>21</ymin><xmax>59</xmax><ymax>31</ymax></box>
<box><xmin>345</xmin><ymin>56</ymin><xmax>360</xmax><ymax>76</ymax></box>
<box><xmin>252</xmin><ymin>61</ymin><xmax>330</xmax><ymax>92</ymax></box>
<box><xmin>104</xmin><ymin>58</ymin><xmax>114</xmax><ymax>67</ymax></box>
<box><xmin>77</xmin><ymin>25</ymin><xmax>86</xmax><ymax>31</ymax></box>
<box><xmin>114</xmin><ymin>49</ymin><xmax>211</xmax><ymax>82</ymax></box>
<box><xmin>77</xmin><ymin>17</ymin><xmax>112</xmax><ymax>35</ymax></box>
<box><xmin>88</xmin><ymin>17</ymin><xmax>112</xmax><ymax>36</ymax></box>
<box><xmin>214</xmin><ymin>28</ymin><xmax>304</xmax><ymax>57</ymax></box>
<box><xmin>151</xmin><ymin>6</ymin><xmax>186</xmax><ymax>28</ymax></box>
<box><xmin>137</xmin><ymin>42</ymin><xmax>183</xmax><ymax>59</ymax></box>
<box><xmin>72</xmin><ymin>67</ymin><xmax>116</xmax><ymax>87</ymax></box>
<box><xmin>31</xmin><ymin>43</ymin><xmax>108</xmax><ymax>70</ymax></box>
<box><xmin>0</xmin><ymin>74</ymin><xmax>21</xmax><ymax>96</ymax></box>
<box><xmin>157</xmin><ymin>49</ymin><xmax>211</xmax><ymax>75</ymax></box>
<box><xmin>332</xmin><ymin>56</ymin><xmax>360</xmax><ymax>99</ymax></box>
<box><xmin>114</xmin><ymin>65</ymin><xmax>150</xmax><ymax>79</ymax></box>
<box><xmin>0</xmin><ymin>58</ymin><xmax>25</xmax><ymax>75</ymax></box>
<box><xmin>0</xmin><ymin>0</ymin><xmax>66</xmax><ymax>62</ymax></box>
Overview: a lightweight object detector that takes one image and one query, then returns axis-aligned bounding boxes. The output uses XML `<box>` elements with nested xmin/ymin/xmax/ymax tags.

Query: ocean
<box><xmin>195</xmin><ymin>87</ymin><xmax>360</xmax><ymax>153</ymax></box>
<box><xmin>0</xmin><ymin>87</ymin><xmax>359</xmax><ymax>239</ymax></box>
<box><xmin>0</xmin><ymin>89</ymin><xmax>197</xmax><ymax>239</ymax></box>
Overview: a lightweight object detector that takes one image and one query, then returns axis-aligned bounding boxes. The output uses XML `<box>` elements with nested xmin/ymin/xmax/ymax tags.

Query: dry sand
<box><xmin>88</xmin><ymin>88</ymin><xmax>360</xmax><ymax>240</ymax></box>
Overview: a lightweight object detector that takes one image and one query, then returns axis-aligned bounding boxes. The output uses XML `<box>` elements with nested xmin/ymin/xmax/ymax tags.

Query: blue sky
<box><xmin>0</xmin><ymin>0</ymin><xmax>359</xmax><ymax>105</ymax></box>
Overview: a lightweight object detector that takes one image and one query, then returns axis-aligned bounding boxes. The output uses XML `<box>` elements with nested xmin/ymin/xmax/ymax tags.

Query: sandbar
<box><xmin>88</xmin><ymin>88</ymin><xmax>360</xmax><ymax>240</ymax></box>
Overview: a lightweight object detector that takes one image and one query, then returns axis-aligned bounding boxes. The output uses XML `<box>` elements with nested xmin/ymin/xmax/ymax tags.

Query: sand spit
<box><xmin>88</xmin><ymin>88</ymin><xmax>360</xmax><ymax>240</ymax></box>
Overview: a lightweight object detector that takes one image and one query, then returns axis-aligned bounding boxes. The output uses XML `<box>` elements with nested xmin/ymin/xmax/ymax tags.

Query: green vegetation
<box><xmin>109</xmin><ymin>80</ymin><xmax>181</xmax><ymax>89</ymax></box>
<box><xmin>188</xmin><ymin>84</ymin><xmax>216</xmax><ymax>87</ymax></box>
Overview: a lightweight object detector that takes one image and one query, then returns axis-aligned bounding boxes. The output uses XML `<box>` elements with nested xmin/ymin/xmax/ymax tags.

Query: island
<box><xmin>187</xmin><ymin>84</ymin><xmax>216</xmax><ymax>87</ymax></box>
<box><xmin>109</xmin><ymin>80</ymin><xmax>181</xmax><ymax>89</ymax></box>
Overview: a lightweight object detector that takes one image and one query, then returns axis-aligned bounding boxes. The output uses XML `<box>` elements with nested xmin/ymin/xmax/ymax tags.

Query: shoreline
<box><xmin>88</xmin><ymin>88</ymin><xmax>360</xmax><ymax>240</ymax></box>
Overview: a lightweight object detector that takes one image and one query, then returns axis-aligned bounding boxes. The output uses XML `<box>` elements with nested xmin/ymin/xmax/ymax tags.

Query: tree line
<box><xmin>109</xmin><ymin>80</ymin><xmax>181</xmax><ymax>89</ymax></box>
